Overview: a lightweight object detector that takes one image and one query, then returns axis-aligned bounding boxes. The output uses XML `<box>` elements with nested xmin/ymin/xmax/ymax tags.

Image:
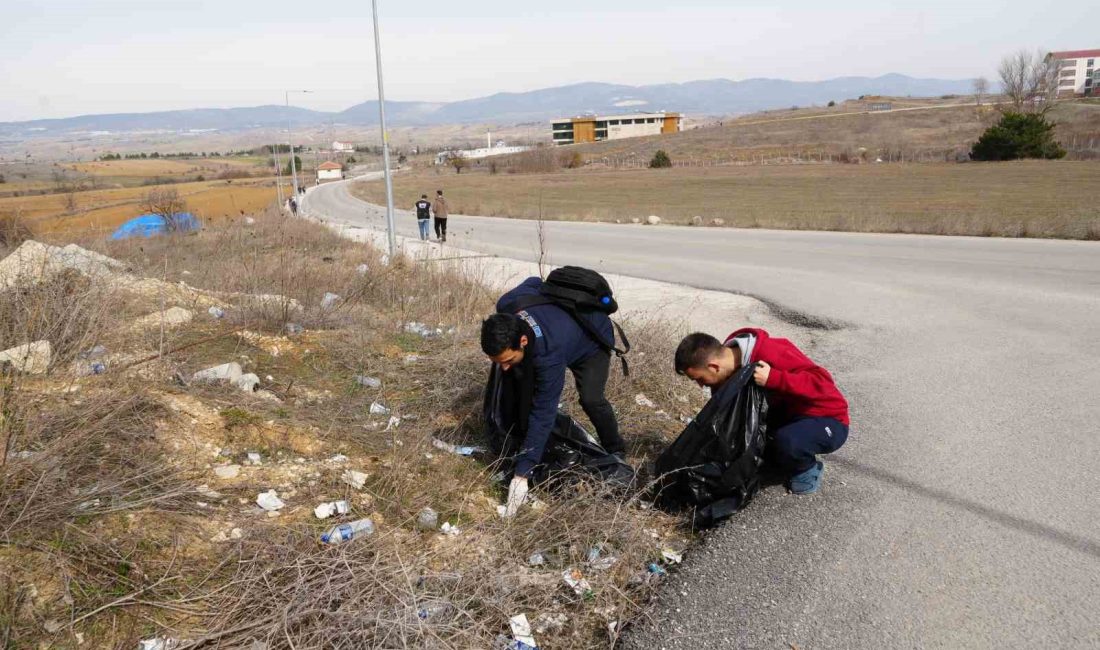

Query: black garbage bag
<box><xmin>483</xmin><ymin>363</ymin><xmax>635</xmax><ymax>488</ymax></box>
<box><xmin>655</xmin><ymin>363</ymin><xmax>768</xmax><ymax>526</ymax></box>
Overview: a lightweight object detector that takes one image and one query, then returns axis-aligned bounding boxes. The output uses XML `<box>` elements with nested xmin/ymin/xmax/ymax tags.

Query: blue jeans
<box><xmin>768</xmin><ymin>416</ymin><xmax>849</xmax><ymax>473</ymax></box>
<box><xmin>417</xmin><ymin>219</ymin><xmax>430</xmax><ymax>240</ymax></box>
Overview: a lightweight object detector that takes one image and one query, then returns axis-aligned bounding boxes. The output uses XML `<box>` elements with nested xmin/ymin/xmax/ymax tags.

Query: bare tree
<box><xmin>998</xmin><ymin>49</ymin><xmax>1060</xmax><ymax>112</ymax></box>
<box><xmin>973</xmin><ymin>76</ymin><xmax>990</xmax><ymax>105</ymax></box>
<box><xmin>141</xmin><ymin>188</ymin><xmax>187</xmax><ymax>231</ymax></box>
<box><xmin>448</xmin><ymin>152</ymin><xmax>468</xmax><ymax>175</ymax></box>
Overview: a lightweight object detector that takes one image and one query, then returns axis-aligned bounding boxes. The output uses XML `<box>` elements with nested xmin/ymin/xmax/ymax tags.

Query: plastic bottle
<box><xmin>321</xmin><ymin>518</ymin><xmax>375</xmax><ymax>544</ymax></box>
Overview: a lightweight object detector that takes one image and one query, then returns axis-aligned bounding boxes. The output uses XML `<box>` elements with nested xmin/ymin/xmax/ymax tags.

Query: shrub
<box><xmin>827</xmin><ymin>100</ymin><xmax>836</xmax><ymax>107</ymax></box>
<box><xmin>649</xmin><ymin>150</ymin><xmax>672</xmax><ymax>168</ymax></box>
<box><xmin>970</xmin><ymin>112</ymin><xmax>1066</xmax><ymax>161</ymax></box>
<box><xmin>0</xmin><ymin>212</ymin><xmax>34</xmax><ymax>248</ymax></box>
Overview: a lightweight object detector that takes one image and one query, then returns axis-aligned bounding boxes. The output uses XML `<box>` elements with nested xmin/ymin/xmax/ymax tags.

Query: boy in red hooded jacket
<box><xmin>673</xmin><ymin>329</ymin><xmax>849</xmax><ymax>494</ymax></box>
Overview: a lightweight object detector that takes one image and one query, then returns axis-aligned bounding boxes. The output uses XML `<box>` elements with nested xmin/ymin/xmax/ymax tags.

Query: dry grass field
<box><xmin>0</xmin><ymin>178</ymin><xmax>279</xmax><ymax>236</ymax></box>
<box><xmin>356</xmin><ymin>160</ymin><xmax>1100</xmax><ymax>239</ymax></box>
<box><xmin>565</xmin><ymin>101</ymin><xmax>1100</xmax><ymax>163</ymax></box>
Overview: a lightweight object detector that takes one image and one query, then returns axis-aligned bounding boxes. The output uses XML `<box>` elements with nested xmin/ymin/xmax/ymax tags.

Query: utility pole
<box><xmin>371</xmin><ymin>0</ymin><xmax>398</xmax><ymax>256</ymax></box>
<box><xmin>285</xmin><ymin>89</ymin><xmax>311</xmax><ymax>199</ymax></box>
<box><xmin>272</xmin><ymin>142</ymin><xmax>284</xmax><ymax>209</ymax></box>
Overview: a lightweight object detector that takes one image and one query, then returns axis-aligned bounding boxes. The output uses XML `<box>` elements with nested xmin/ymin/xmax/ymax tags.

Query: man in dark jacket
<box><xmin>481</xmin><ymin>277</ymin><xmax>625</xmax><ymax>513</ymax></box>
<box><xmin>414</xmin><ymin>194</ymin><xmax>432</xmax><ymax>241</ymax></box>
<box><xmin>674</xmin><ymin>328</ymin><xmax>849</xmax><ymax>494</ymax></box>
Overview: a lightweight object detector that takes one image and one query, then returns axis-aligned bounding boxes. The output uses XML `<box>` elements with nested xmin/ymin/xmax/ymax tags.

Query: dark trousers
<box><xmin>570</xmin><ymin>351</ymin><xmax>624</xmax><ymax>454</ymax></box>
<box><xmin>434</xmin><ymin>217</ymin><xmax>448</xmax><ymax>240</ymax></box>
<box><xmin>768</xmin><ymin>416</ymin><xmax>848</xmax><ymax>474</ymax></box>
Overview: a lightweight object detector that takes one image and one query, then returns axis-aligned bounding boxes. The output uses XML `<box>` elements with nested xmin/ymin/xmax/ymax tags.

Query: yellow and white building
<box><xmin>550</xmin><ymin>112</ymin><xmax>682</xmax><ymax>145</ymax></box>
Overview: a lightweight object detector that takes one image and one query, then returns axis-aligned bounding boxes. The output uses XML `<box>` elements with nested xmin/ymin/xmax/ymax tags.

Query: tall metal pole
<box><xmin>272</xmin><ymin>142</ymin><xmax>284</xmax><ymax>209</ymax></box>
<box><xmin>285</xmin><ymin>90</ymin><xmax>311</xmax><ymax>200</ymax></box>
<box><xmin>371</xmin><ymin>0</ymin><xmax>398</xmax><ymax>256</ymax></box>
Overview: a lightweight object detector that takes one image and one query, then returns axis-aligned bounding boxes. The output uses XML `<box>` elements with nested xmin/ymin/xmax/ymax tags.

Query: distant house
<box><xmin>332</xmin><ymin>141</ymin><xmax>355</xmax><ymax>153</ymax></box>
<box><xmin>316</xmin><ymin>161</ymin><xmax>344</xmax><ymax>182</ymax></box>
<box><xmin>1047</xmin><ymin>49</ymin><xmax>1099</xmax><ymax>97</ymax></box>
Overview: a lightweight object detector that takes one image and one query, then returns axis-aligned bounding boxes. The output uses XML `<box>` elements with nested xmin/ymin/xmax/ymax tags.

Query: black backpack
<box><xmin>504</xmin><ymin>266</ymin><xmax>632</xmax><ymax>374</ymax></box>
<box><xmin>654</xmin><ymin>362</ymin><xmax>769</xmax><ymax>526</ymax></box>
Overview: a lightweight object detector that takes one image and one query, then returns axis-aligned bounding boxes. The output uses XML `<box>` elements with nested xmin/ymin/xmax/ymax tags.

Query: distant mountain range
<box><xmin>1</xmin><ymin>74</ymin><xmax>977</xmax><ymax>136</ymax></box>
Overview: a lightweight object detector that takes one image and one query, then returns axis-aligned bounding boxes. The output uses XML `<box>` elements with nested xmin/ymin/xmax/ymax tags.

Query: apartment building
<box><xmin>1048</xmin><ymin>49</ymin><xmax>1099</xmax><ymax>97</ymax></box>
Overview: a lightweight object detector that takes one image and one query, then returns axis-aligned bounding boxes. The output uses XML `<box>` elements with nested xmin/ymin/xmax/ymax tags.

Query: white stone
<box><xmin>133</xmin><ymin>307</ymin><xmax>193</xmax><ymax>330</ymax></box>
<box><xmin>342</xmin><ymin>469</ymin><xmax>368</xmax><ymax>489</ymax></box>
<box><xmin>0</xmin><ymin>341</ymin><xmax>52</xmax><ymax>375</ymax></box>
<box><xmin>192</xmin><ymin>362</ymin><xmax>243</xmax><ymax>384</ymax></box>
<box><xmin>710</xmin><ymin>218</ymin><xmax>725</xmax><ymax>226</ymax></box>
<box><xmin>691</xmin><ymin>215</ymin><xmax>704</xmax><ymax>226</ymax></box>
<box><xmin>214</xmin><ymin>464</ymin><xmax>241</xmax><ymax>480</ymax></box>
<box><xmin>645</xmin><ymin>215</ymin><xmax>662</xmax><ymax>225</ymax></box>
<box><xmin>235</xmin><ymin>373</ymin><xmax>260</xmax><ymax>393</ymax></box>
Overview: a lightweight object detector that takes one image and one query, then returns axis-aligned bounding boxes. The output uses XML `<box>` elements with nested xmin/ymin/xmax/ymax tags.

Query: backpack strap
<box><xmin>505</xmin><ymin>294</ymin><xmax>631</xmax><ymax>376</ymax></box>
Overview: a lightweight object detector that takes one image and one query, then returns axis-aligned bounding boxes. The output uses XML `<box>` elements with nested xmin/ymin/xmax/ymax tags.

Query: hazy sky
<box><xmin>1</xmin><ymin>0</ymin><xmax>1093</xmax><ymax>121</ymax></box>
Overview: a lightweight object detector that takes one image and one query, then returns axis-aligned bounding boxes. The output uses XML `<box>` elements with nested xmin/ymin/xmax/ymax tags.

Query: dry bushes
<box><xmin>0</xmin><ymin>212</ymin><xmax>35</xmax><ymax>249</ymax></box>
<box><xmin>0</xmin><ymin>271</ymin><xmax>121</xmax><ymax>367</ymax></box>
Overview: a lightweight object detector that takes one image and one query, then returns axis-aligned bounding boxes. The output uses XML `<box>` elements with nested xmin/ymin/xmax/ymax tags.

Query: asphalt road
<box><xmin>305</xmin><ymin>178</ymin><xmax>1100</xmax><ymax>648</ymax></box>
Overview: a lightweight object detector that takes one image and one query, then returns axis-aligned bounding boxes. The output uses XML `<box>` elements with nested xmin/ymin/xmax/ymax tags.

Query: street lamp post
<box><xmin>371</xmin><ymin>0</ymin><xmax>398</xmax><ymax>256</ymax></box>
<box><xmin>285</xmin><ymin>89</ymin><xmax>311</xmax><ymax>199</ymax></box>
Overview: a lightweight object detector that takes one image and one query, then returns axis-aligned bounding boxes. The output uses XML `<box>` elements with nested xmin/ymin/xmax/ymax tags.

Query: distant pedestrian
<box><xmin>288</xmin><ymin>197</ymin><xmax>298</xmax><ymax>216</ymax></box>
<box><xmin>414</xmin><ymin>194</ymin><xmax>432</xmax><ymax>241</ymax></box>
<box><xmin>432</xmin><ymin>189</ymin><xmax>449</xmax><ymax>242</ymax></box>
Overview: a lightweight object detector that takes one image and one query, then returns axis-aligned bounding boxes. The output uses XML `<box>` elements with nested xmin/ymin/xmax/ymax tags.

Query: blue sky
<box><xmin>1</xmin><ymin>0</ymin><xmax>1093</xmax><ymax>121</ymax></box>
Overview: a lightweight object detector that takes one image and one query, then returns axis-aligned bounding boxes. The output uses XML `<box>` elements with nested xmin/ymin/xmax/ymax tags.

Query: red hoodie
<box><xmin>724</xmin><ymin>327</ymin><xmax>849</xmax><ymax>426</ymax></box>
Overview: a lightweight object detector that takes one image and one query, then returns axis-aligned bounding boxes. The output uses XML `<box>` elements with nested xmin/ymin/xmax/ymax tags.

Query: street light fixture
<box><xmin>285</xmin><ymin>89</ymin><xmax>312</xmax><ymax>199</ymax></box>
<box><xmin>370</xmin><ymin>0</ymin><xmax>398</xmax><ymax>256</ymax></box>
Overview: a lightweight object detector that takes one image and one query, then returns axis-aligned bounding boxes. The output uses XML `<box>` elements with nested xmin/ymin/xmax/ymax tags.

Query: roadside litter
<box><xmin>661</xmin><ymin>549</ymin><xmax>683</xmax><ymax>564</ymax></box>
<box><xmin>562</xmin><ymin>569</ymin><xmax>593</xmax><ymax>599</ymax></box>
<box><xmin>256</xmin><ymin>490</ymin><xmax>284</xmax><ymax>511</ymax></box>
<box><xmin>285</xmin><ymin>323</ymin><xmax>304</xmax><ymax>335</ymax></box>
<box><xmin>369</xmin><ymin>402</ymin><xmax>391</xmax><ymax>415</ymax></box>
<box><xmin>321</xmin><ymin>518</ymin><xmax>375</xmax><ymax>544</ymax></box>
<box><xmin>508</xmin><ymin>613</ymin><xmax>539</xmax><ymax>650</ymax></box>
<box><xmin>586</xmin><ymin>544</ymin><xmax>618</xmax><ymax>571</ymax></box>
<box><xmin>356</xmin><ymin>263</ymin><xmax>369</xmax><ymax>275</ymax></box>
<box><xmin>431</xmin><ymin>438</ymin><xmax>484</xmax><ymax>456</ymax></box>
<box><xmin>405</xmin><ymin>321</ymin><xmax>442</xmax><ymax>338</ymax></box>
<box><xmin>320</xmin><ymin>292</ymin><xmax>341</xmax><ymax>310</ymax></box>
<box><xmin>208</xmin><ymin>306</ymin><xmax>226</xmax><ymax>319</ymax></box>
<box><xmin>354</xmin><ymin>375</ymin><xmax>381</xmax><ymax>388</ymax></box>
<box><xmin>634</xmin><ymin>393</ymin><xmax>657</xmax><ymax>409</ymax></box>
<box><xmin>314</xmin><ymin>500</ymin><xmax>350</xmax><ymax>519</ymax></box>
<box><xmin>440</xmin><ymin>522</ymin><xmax>460</xmax><ymax>536</ymax></box>
<box><xmin>385</xmin><ymin>416</ymin><xmax>401</xmax><ymax>431</ymax></box>
<box><xmin>647</xmin><ymin>563</ymin><xmax>667</xmax><ymax>576</ymax></box>
<box><xmin>138</xmin><ymin>637</ymin><xmax>182</xmax><ymax>650</ymax></box>
<box><xmin>246</xmin><ymin>452</ymin><xmax>262</xmax><ymax>465</ymax></box>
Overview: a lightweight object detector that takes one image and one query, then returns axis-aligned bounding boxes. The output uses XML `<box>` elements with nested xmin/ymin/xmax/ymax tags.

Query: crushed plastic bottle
<box><xmin>355</xmin><ymin>375</ymin><xmax>382</xmax><ymax>389</ymax></box>
<box><xmin>321</xmin><ymin>518</ymin><xmax>375</xmax><ymax>544</ymax></box>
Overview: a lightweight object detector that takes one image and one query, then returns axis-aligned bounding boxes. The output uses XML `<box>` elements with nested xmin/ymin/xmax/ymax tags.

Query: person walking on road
<box><xmin>414</xmin><ymin>194</ymin><xmax>432</xmax><ymax>241</ymax></box>
<box><xmin>432</xmin><ymin>189</ymin><xmax>449</xmax><ymax>242</ymax></box>
<box><xmin>674</xmin><ymin>329</ymin><xmax>849</xmax><ymax>495</ymax></box>
<box><xmin>288</xmin><ymin>197</ymin><xmax>298</xmax><ymax>217</ymax></box>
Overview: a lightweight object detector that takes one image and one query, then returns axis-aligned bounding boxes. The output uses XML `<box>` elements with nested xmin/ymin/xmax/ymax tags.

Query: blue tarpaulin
<box><xmin>110</xmin><ymin>213</ymin><xmax>201</xmax><ymax>240</ymax></box>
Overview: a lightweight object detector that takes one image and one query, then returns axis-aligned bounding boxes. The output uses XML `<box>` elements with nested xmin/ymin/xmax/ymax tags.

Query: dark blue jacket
<box><xmin>496</xmin><ymin>277</ymin><xmax>614</xmax><ymax>477</ymax></box>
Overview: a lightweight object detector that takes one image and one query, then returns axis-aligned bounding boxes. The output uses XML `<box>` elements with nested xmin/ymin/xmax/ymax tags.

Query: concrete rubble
<box><xmin>0</xmin><ymin>341</ymin><xmax>52</xmax><ymax>375</ymax></box>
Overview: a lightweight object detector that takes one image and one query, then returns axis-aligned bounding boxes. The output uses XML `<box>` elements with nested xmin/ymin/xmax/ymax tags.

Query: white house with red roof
<box><xmin>316</xmin><ymin>160</ymin><xmax>344</xmax><ymax>182</ymax></box>
<box><xmin>1048</xmin><ymin>48</ymin><xmax>1099</xmax><ymax>97</ymax></box>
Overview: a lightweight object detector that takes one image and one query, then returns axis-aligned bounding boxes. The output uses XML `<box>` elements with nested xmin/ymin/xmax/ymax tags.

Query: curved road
<box><xmin>305</xmin><ymin>177</ymin><xmax>1100</xmax><ymax>648</ymax></box>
